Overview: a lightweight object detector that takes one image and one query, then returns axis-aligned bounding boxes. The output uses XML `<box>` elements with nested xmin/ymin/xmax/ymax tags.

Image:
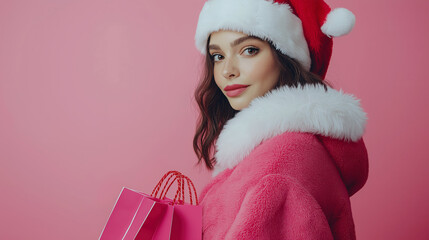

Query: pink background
<box><xmin>0</xmin><ymin>0</ymin><xmax>428</xmax><ymax>239</ymax></box>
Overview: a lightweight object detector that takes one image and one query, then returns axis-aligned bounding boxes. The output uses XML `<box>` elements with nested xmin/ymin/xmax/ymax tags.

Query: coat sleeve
<box><xmin>224</xmin><ymin>174</ymin><xmax>334</xmax><ymax>240</ymax></box>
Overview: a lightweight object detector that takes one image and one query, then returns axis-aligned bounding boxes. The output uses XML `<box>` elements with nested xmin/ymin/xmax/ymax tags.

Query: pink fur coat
<box><xmin>199</xmin><ymin>84</ymin><xmax>369</xmax><ymax>239</ymax></box>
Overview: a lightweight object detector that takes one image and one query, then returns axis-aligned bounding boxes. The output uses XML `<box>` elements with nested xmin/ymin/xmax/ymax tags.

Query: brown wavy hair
<box><xmin>193</xmin><ymin>34</ymin><xmax>333</xmax><ymax>170</ymax></box>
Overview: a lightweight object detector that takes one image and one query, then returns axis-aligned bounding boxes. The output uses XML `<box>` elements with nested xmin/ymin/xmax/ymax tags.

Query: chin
<box><xmin>229</xmin><ymin>99</ymin><xmax>250</xmax><ymax>111</ymax></box>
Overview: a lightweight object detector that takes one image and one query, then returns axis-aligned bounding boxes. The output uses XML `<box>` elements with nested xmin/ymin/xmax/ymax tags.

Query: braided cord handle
<box><xmin>150</xmin><ymin>171</ymin><xmax>199</xmax><ymax>205</ymax></box>
<box><xmin>151</xmin><ymin>171</ymin><xmax>182</xmax><ymax>200</ymax></box>
<box><xmin>176</xmin><ymin>174</ymin><xmax>199</xmax><ymax>205</ymax></box>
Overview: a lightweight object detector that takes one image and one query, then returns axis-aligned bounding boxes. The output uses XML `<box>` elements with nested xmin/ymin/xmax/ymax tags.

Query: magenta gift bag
<box><xmin>99</xmin><ymin>171</ymin><xmax>202</xmax><ymax>240</ymax></box>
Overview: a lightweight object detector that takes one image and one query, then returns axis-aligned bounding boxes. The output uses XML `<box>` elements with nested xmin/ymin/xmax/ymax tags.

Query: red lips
<box><xmin>224</xmin><ymin>84</ymin><xmax>250</xmax><ymax>97</ymax></box>
<box><xmin>224</xmin><ymin>84</ymin><xmax>249</xmax><ymax>91</ymax></box>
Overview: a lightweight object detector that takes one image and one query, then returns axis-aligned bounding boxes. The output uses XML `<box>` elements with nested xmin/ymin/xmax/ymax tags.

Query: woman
<box><xmin>193</xmin><ymin>0</ymin><xmax>368</xmax><ymax>239</ymax></box>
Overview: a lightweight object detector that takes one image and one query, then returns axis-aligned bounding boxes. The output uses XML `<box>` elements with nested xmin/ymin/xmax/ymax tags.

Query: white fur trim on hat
<box><xmin>321</xmin><ymin>8</ymin><xmax>356</xmax><ymax>38</ymax></box>
<box><xmin>194</xmin><ymin>0</ymin><xmax>311</xmax><ymax>70</ymax></box>
<box><xmin>212</xmin><ymin>84</ymin><xmax>368</xmax><ymax>176</ymax></box>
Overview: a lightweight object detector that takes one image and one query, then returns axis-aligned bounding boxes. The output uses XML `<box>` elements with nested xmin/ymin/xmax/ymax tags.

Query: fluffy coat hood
<box><xmin>212</xmin><ymin>83</ymin><xmax>368</xmax><ymax>195</ymax></box>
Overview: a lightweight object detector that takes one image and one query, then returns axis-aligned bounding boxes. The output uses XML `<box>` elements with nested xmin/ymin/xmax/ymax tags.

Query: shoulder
<box><xmin>260</xmin><ymin>131</ymin><xmax>325</xmax><ymax>153</ymax></box>
<box><xmin>238</xmin><ymin>132</ymin><xmax>332</xmax><ymax>175</ymax></box>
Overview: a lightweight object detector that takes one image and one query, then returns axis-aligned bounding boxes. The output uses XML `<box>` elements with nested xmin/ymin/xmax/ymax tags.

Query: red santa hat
<box><xmin>194</xmin><ymin>0</ymin><xmax>355</xmax><ymax>79</ymax></box>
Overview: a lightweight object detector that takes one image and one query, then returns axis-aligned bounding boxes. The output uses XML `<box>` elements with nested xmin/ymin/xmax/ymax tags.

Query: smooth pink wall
<box><xmin>0</xmin><ymin>0</ymin><xmax>427</xmax><ymax>239</ymax></box>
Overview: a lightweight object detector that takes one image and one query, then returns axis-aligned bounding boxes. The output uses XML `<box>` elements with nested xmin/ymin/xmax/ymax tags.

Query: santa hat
<box><xmin>194</xmin><ymin>0</ymin><xmax>355</xmax><ymax>79</ymax></box>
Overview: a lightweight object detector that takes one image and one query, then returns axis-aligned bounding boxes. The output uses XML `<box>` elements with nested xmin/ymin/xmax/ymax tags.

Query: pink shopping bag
<box><xmin>99</xmin><ymin>171</ymin><xmax>202</xmax><ymax>240</ymax></box>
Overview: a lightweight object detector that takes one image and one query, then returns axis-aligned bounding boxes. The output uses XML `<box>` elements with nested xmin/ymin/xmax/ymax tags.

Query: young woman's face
<box><xmin>208</xmin><ymin>30</ymin><xmax>281</xmax><ymax>110</ymax></box>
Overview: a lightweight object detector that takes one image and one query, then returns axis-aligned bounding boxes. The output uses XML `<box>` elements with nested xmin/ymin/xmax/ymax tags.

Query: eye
<box><xmin>210</xmin><ymin>53</ymin><xmax>223</xmax><ymax>62</ymax></box>
<box><xmin>243</xmin><ymin>47</ymin><xmax>259</xmax><ymax>56</ymax></box>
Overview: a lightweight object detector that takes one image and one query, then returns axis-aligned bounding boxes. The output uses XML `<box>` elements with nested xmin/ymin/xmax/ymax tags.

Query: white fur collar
<box><xmin>212</xmin><ymin>84</ymin><xmax>368</xmax><ymax>176</ymax></box>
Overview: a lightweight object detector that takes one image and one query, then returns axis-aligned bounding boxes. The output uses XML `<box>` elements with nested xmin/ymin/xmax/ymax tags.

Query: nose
<box><xmin>222</xmin><ymin>57</ymin><xmax>239</xmax><ymax>80</ymax></box>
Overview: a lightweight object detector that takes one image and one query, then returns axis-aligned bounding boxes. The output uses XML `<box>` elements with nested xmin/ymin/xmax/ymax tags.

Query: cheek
<box><xmin>261</xmin><ymin>57</ymin><xmax>279</xmax><ymax>77</ymax></box>
<box><xmin>250</xmin><ymin>57</ymin><xmax>280</xmax><ymax>87</ymax></box>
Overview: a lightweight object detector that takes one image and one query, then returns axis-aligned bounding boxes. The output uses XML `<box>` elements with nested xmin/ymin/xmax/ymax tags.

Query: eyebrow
<box><xmin>208</xmin><ymin>36</ymin><xmax>261</xmax><ymax>51</ymax></box>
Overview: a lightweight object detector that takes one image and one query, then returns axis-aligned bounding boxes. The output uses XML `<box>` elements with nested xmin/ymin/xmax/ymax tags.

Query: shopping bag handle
<box><xmin>170</xmin><ymin>174</ymin><xmax>198</xmax><ymax>205</ymax></box>
<box><xmin>152</xmin><ymin>171</ymin><xmax>199</xmax><ymax>205</ymax></box>
<box><xmin>162</xmin><ymin>172</ymin><xmax>199</xmax><ymax>205</ymax></box>
<box><xmin>150</xmin><ymin>171</ymin><xmax>199</xmax><ymax>205</ymax></box>
<box><xmin>151</xmin><ymin>171</ymin><xmax>182</xmax><ymax>201</ymax></box>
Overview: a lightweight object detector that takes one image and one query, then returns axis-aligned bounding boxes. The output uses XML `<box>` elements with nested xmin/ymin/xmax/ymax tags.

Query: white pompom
<box><xmin>321</xmin><ymin>8</ymin><xmax>356</xmax><ymax>38</ymax></box>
